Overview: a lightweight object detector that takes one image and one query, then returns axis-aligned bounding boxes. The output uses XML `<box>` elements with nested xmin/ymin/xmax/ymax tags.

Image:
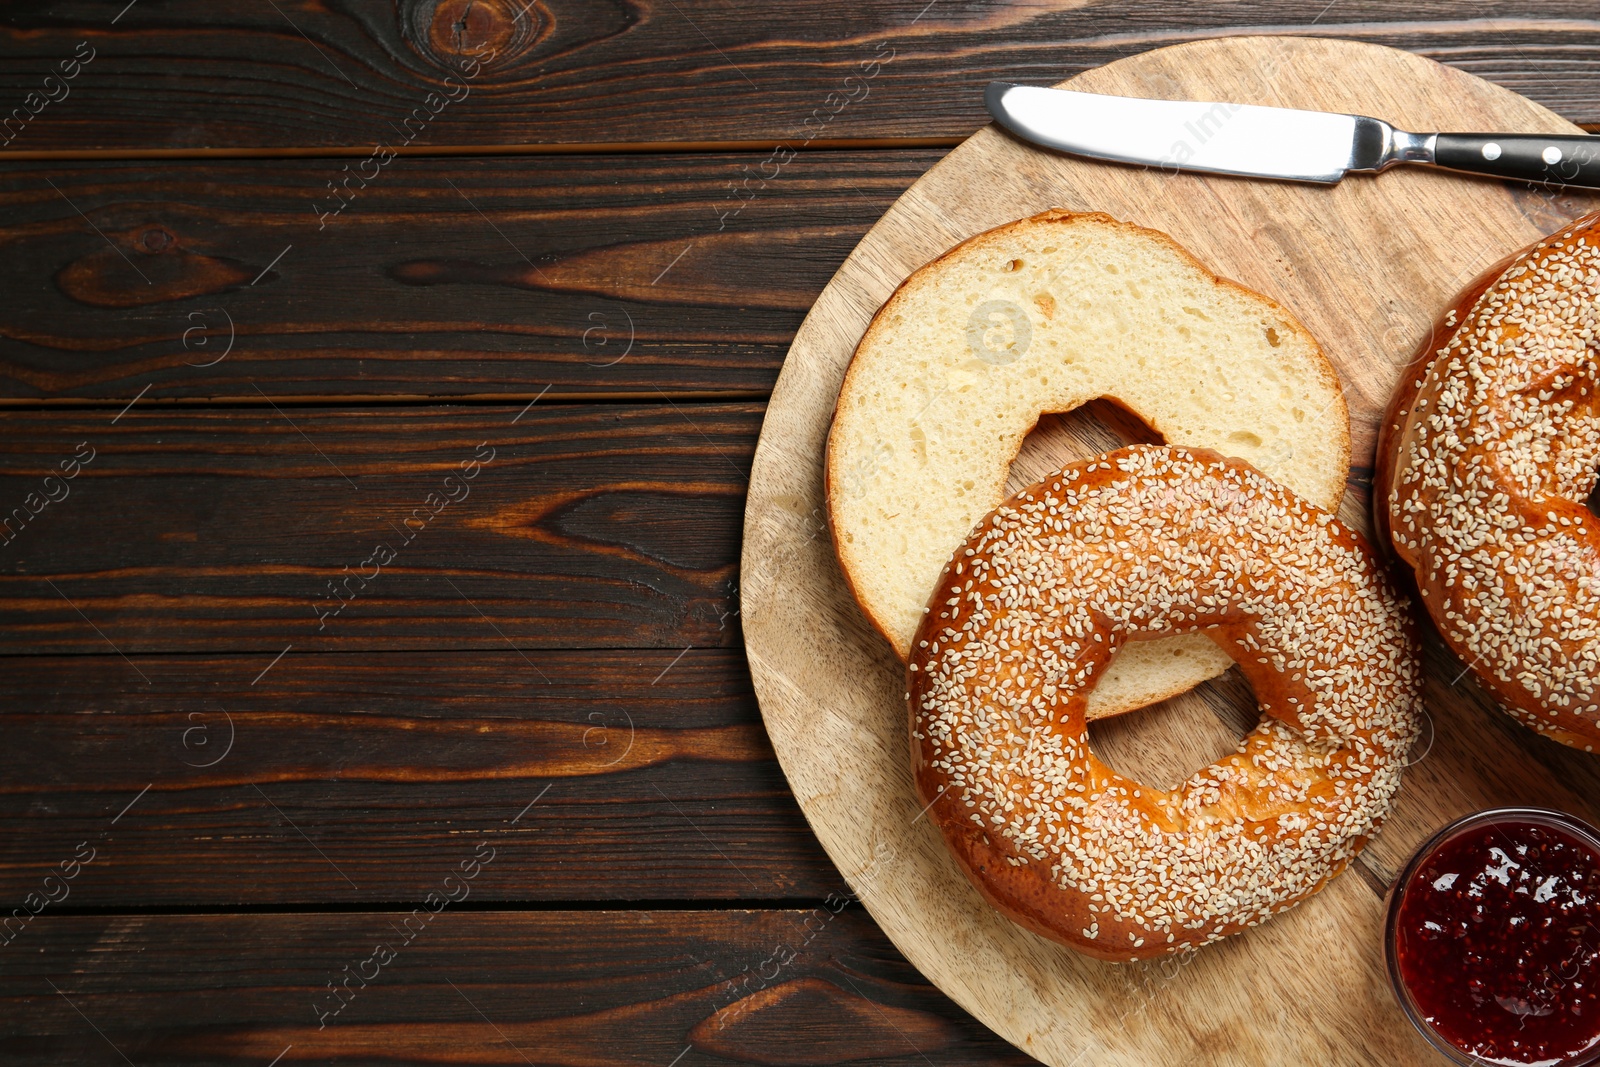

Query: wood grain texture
<box><xmin>741</xmin><ymin>37</ymin><xmax>1600</xmax><ymax>1065</ymax></box>
<box><xmin>0</xmin><ymin>910</ymin><xmax>1036</xmax><ymax>1065</ymax></box>
<box><xmin>0</xmin><ymin>2</ymin><xmax>1599</xmax><ymax>151</ymax></box>
<box><xmin>0</xmin><ymin>153</ymin><xmax>924</xmax><ymax>400</ymax></box>
<box><xmin>0</xmin><ymin>649</ymin><xmax>852</xmax><ymax>906</ymax></box>
<box><xmin>0</xmin><ymin>403</ymin><xmax>755</xmax><ymax>653</ymax></box>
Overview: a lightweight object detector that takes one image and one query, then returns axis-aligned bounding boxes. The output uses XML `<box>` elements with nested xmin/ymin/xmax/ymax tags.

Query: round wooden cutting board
<box><xmin>741</xmin><ymin>36</ymin><xmax>1600</xmax><ymax>1066</ymax></box>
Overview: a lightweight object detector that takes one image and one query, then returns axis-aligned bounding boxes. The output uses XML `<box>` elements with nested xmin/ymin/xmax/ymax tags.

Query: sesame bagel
<box><xmin>828</xmin><ymin>209</ymin><xmax>1350</xmax><ymax>720</ymax></box>
<box><xmin>1381</xmin><ymin>212</ymin><xmax>1600</xmax><ymax>751</ymax></box>
<box><xmin>910</xmin><ymin>445</ymin><xmax>1421</xmax><ymax>961</ymax></box>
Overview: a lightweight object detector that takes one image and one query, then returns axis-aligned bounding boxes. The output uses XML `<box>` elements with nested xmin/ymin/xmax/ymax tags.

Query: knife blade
<box><xmin>985</xmin><ymin>82</ymin><xmax>1600</xmax><ymax>190</ymax></box>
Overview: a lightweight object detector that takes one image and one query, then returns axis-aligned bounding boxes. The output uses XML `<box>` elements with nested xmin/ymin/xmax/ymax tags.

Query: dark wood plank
<box><xmin>0</xmin><ymin>403</ymin><xmax>763</xmax><ymax>653</ymax></box>
<box><xmin>0</xmin><ymin>2</ymin><xmax>1597</xmax><ymax>151</ymax></box>
<box><xmin>0</xmin><ymin>910</ymin><xmax>1038</xmax><ymax>1065</ymax></box>
<box><xmin>0</xmin><ymin>153</ymin><xmax>923</xmax><ymax>400</ymax></box>
<box><xmin>0</xmin><ymin>649</ymin><xmax>844</xmax><ymax>906</ymax></box>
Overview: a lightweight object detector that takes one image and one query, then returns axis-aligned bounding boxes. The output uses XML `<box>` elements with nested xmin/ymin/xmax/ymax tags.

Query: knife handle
<box><xmin>1433</xmin><ymin>133</ymin><xmax>1600</xmax><ymax>190</ymax></box>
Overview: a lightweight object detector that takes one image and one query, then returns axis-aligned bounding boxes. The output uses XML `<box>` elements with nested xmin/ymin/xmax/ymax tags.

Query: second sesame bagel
<box><xmin>1381</xmin><ymin>211</ymin><xmax>1600</xmax><ymax>751</ymax></box>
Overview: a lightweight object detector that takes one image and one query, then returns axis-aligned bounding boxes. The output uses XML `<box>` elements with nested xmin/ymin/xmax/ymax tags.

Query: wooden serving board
<box><xmin>741</xmin><ymin>36</ymin><xmax>1600</xmax><ymax>1066</ymax></box>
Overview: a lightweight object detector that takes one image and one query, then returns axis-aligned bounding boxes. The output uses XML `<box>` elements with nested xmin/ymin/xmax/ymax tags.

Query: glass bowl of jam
<box><xmin>1386</xmin><ymin>807</ymin><xmax>1600</xmax><ymax>1066</ymax></box>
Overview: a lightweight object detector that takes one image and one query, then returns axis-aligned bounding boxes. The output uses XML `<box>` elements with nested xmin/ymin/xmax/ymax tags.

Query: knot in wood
<box><xmin>407</xmin><ymin>0</ymin><xmax>547</xmax><ymax>72</ymax></box>
<box><xmin>139</xmin><ymin>227</ymin><xmax>173</xmax><ymax>253</ymax></box>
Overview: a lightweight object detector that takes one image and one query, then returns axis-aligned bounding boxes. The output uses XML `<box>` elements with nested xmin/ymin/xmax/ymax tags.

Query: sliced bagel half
<box><xmin>826</xmin><ymin>209</ymin><xmax>1350</xmax><ymax>718</ymax></box>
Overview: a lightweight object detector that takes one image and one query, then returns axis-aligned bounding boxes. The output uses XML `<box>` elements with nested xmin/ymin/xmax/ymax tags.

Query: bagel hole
<box><xmin>1586</xmin><ymin>478</ymin><xmax>1600</xmax><ymax>520</ymax></box>
<box><xmin>1087</xmin><ymin>660</ymin><xmax>1258</xmax><ymax>791</ymax></box>
<box><xmin>1005</xmin><ymin>397</ymin><xmax>1165</xmax><ymax>495</ymax></box>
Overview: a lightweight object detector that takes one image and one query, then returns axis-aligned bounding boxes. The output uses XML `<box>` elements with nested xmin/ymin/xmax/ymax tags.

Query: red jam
<box><xmin>1394</xmin><ymin>817</ymin><xmax>1600</xmax><ymax>1065</ymax></box>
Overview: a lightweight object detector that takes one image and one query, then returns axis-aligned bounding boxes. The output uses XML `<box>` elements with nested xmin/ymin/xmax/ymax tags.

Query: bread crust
<box><xmin>910</xmin><ymin>446</ymin><xmax>1420</xmax><ymax>960</ymax></box>
<box><xmin>1381</xmin><ymin>212</ymin><xmax>1600</xmax><ymax>750</ymax></box>
<box><xmin>826</xmin><ymin>209</ymin><xmax>1350</xmax><ymax>717</ymax></box>
<box><xmin>1373</xmin><ymin>251</ymin><xmax>1518</xmax><ymax>555</ymax></box>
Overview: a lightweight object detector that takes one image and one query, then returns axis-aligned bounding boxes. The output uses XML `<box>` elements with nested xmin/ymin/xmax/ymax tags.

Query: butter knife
<box><xmin>986</xmin><ymin>82</ymin><xmax>1600</xmax><ymax>189</ymax></box>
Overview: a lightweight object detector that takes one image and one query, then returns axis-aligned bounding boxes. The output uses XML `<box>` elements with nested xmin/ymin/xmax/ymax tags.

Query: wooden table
<box><xmin>0</xmin><ymin>4</ymin><xmax>1595</xmax><ymax>1064</ymax></box>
